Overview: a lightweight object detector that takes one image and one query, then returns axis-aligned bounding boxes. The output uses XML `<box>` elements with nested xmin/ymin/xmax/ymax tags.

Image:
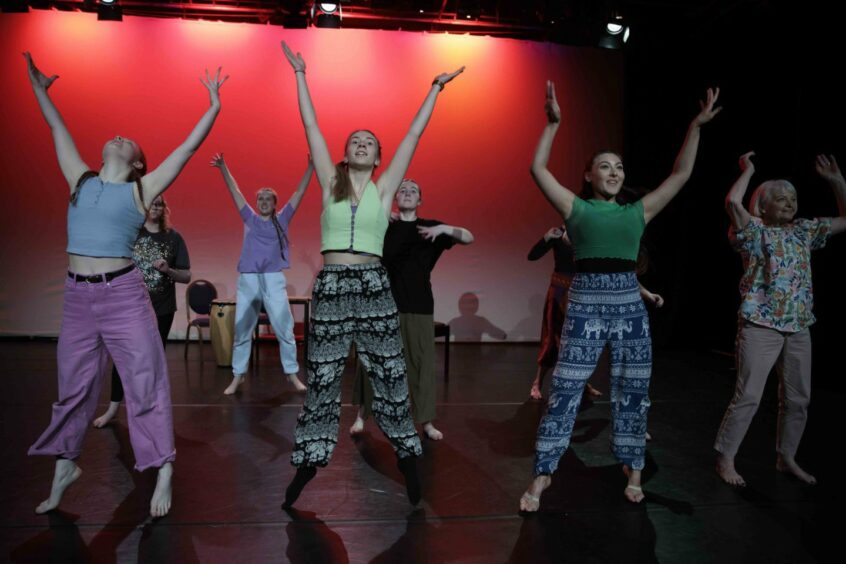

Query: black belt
<box><xmin>575</xmin><ymin>258</ymin><xmax>637</xmax><ymax>273</ymax></box>
<box><xmin>68</xmin><ymin>264</ymin><xmax>135</xmax><ymax>283</ymax></box>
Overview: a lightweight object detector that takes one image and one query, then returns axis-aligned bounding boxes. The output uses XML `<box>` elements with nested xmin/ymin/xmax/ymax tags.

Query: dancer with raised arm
<box><xmin>715</xmin><ymin>152</ymin><xmax>846</xmax><ymax>487</ymax></box>
<box><xmin>210</xmin><ymin>153</ymin><xmax>313</xmax><ymax>395</ymax></box>
<box><xmin>24</xmin><ymin>53</ymin><xmax>226</xmax><ymax>518</ymax></box>
<box><xmin>279</xmin><ymin>41</ymin><xmax>463</xmax><ymax>508</ymax></box>
<box><xmin>520</xmin><ymin>82</ymin><xmax>720</xmax><ymax>511</ymax></box>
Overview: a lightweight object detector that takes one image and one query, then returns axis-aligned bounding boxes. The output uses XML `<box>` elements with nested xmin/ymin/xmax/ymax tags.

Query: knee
<box><xmin>782</xmin><ymin>395</ymin><xmax>810</xmax><ymax>412</ymax></box>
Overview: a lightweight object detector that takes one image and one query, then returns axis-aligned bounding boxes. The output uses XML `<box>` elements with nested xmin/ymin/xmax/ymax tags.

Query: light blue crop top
<box><xmin>67</xmin><ymin>176</ymin><xmax>145</xmax><ymax>258</ymax></box>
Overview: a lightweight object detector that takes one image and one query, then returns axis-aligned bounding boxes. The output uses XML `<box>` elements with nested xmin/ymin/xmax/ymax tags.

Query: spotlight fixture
<box><xmin>97</xmin><ymin>0</ymin><xmax>123</xmax><ymax>22</ymax></box>
<box><xmin>311</xmin><ymin>1</ymin><xmax>341</xmax><ymax>28</ymax></box>
<box><xmin>606</xmin><ymin>22</ymin><xmax>623</xmax><ymax>35</ymax></box>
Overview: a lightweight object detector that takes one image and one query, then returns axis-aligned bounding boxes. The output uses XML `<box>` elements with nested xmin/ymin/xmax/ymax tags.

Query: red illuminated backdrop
<box><xmin>0</xmin><ymin>10</ymin><xmax>621</xmax><ymax>340</ymax></box>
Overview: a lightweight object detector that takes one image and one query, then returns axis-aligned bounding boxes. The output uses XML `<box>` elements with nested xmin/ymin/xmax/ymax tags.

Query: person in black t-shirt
<box><xmin>92</xmin><ymin>195</ymin><xmax>191</xmax><ymax>428</ymax></box>
<box><xmin>350</xmin><ymin>179</ymin><xmax>473</xmax><ymax>440</ymax></box>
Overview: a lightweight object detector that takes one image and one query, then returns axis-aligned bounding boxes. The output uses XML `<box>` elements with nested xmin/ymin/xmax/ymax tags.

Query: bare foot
<box><xmin>529</xmin><ymin>383</ymin><xmax>542</xmax><ymax>400</ymax></box>
<box><xmin>586</xmin><ymin>382</ymin><xmax>603</xmax><ymax>398</ymax></box>
<box><xmin>349</xmin><ymin>411</ymin><xmax>365</xmax><ymax>436</ymax></box>
<box><xmin>287</xmin><ymin>373</ymin><xmax>307</xmax><ymax>393</ymax></box>
<box><xmin>223</xmin><ymin>374</ymin><xmax>244</xmax><ymax>395</ymax></box>
<box><xmin>622</xmin><ymin>466</ymin><xmax>645</xmax><ymax>503</ymax></box>
<box><xmin>150</xmin><ymin>462</ymin><xmax>173</xmax><ymax>518</ymax></box>
<box><xmin>716</xmin><ymin>453</ymin><xmax>746</xmax><ymax>487</ymax></box>
<box><xmin>519</xmin><ymin>474</ymin><xmax>551</xmax><ymax>512</ymax></box>
<box><xmin>93</xmin><ymin>401</ymin><xmax>120</xmax><ymax>428</ymax></box>
<box><xmin>35</xmin><ymin>458</ymin><xmax>82</xmax><ymax>514</ymax></box>
<box><xmin>776</xmin><ymin>456</ymin><xmax>817</xmax><ymax>485</ymax></box>
<box><xmin>423</xmin><ymin>422</ymin><xmax>443</xmax><ymax>441</ymax></box>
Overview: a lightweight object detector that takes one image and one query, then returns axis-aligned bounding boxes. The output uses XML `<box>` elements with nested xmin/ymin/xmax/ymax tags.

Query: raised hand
<box><xmin>210</xmin><ymin>152</ymin><xmax>226</xmax><ymax>168</ymax></box>
<box><xmin>545</xmin><ymin>80</ymin><xmax>561</xmax><ymax>124</ymax></box>
<box><xmin>281</xmin><ymin>41</ymin><xmax>306</xmax><ymax>73</ymax></box>
<box><xmin>739</xmin><ymin>151</ymin><xmax>755</xmax><ymax>173</ymax></box>
<box><xmin>432</xmin><ymin>66</ymin><xmax>465</xmax><ymax>90</ymax></box>
<box><xmin>815</xmin><ymin>154</ymin><xmax>842</xmax><ymax>183</ymax></box>
<box><xmin>693</xmin><ymin>87</ymin><xmax>722</xmax><ymax>126</ymax></box>
<box><xmin>200</xmin><ymin>67</ymin><xmax>228</xmax><ymax>107</ymax></box>
<box><xmin>23</xmin><ymin>52</ymin><xmax>58</xmax><ymax>90</ymax></box>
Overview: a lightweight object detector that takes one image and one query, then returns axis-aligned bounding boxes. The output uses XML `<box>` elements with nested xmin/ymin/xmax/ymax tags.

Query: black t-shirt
<box><xmin>133</xmin><ymin>227</ymin><xmax>191</xmax><ymax>316</ymax></box>
<box><xmin>382</xmin><ymin>218</ymin><xmax>455</xmax><ymax>315</ymax></box>
<box><xmin>527</xmin><ymin>236</ymin><xmax>575</xmax><ymax>275</ymax></box>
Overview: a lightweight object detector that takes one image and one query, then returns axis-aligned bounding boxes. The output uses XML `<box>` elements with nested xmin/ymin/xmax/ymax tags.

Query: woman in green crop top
<box><xmin>280</xmin><ymin>41</ymin><xmax>464</xmax><ymax>509</ymax></box>
<box><xmin>519</xmin><ymin>82</ymin><xmax>722</xmax><ymax>512</ymax></box>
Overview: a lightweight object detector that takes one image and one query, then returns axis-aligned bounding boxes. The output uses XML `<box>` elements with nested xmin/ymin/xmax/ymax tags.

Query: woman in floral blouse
<box><xmin>715</xmin><ymin>152</ymin><xmax>846</xmax><ymax>487</ymax></box>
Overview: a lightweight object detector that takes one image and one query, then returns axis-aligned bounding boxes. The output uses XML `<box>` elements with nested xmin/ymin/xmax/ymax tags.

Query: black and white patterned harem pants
<box><xmin>291</xmin><ymin>263</ymin><xmax>423</xmax><ymax>467</ymax></box>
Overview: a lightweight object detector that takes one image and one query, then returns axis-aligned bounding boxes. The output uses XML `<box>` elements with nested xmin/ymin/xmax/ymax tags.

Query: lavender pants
<box><xmin>28</xmin><ymin>268</ymin><xmax>176</xmax><ymax>471</ymax></box>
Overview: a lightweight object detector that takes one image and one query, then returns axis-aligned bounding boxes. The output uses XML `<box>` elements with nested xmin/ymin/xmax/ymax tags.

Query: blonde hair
<box><xmin>748</xmin><ymin>179</ymin><xmax>797</xmax><ymax>217</ymax></box>
<box><xmin>256</xmin><ymin>187</ymin><xmax>278</xmax><ymax>205</ymax></box>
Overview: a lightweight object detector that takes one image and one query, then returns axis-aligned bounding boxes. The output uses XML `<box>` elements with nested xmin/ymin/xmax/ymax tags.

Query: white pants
<box><xmin>232</xmin><ymin>272</ymin><xmax>299</xmax><ymax>376</ymax></box>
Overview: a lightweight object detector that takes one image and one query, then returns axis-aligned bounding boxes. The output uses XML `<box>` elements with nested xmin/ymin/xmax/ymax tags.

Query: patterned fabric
<box><xmin>133</xmin><ymin>228</ymin><xmax>190</xmax><ymax>315</ymax></box>
<box><xmin>534</xmin><ymin>272</ymin><xmax>652</xmax><ymax>475</ymax></box>
<box><xmin>731</xmin><ymin>217</ymin><xmax>831</xmax><ymax>332</ymax></box>
<box><xmin>537</xmin><ymin>272</ymin><xmax>573</xmax><ymax>367</ymax></box>
<box><xmin>291</xmin><ymin>263</ymin><xmax>422</xmax><ymax>467</ymax></box>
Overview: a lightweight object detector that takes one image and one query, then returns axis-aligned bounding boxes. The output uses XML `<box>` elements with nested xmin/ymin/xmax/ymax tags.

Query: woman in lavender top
<box><xmin>210</xmin><ymin>153</ymin><xmax>313</xmax><ymax>395</ymax></box>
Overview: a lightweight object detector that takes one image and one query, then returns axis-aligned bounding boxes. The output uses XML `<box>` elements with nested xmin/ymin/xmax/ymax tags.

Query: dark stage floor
<box><xmin>0</xmin><ymin>341</ymin><xmax>836</xmax><ymax>563</ymax></box>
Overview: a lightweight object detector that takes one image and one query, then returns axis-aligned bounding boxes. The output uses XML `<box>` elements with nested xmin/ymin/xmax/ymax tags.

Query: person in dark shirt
<box><xmin>528</xmin><ymin>226</ymin><xmax>602</xmax><ymax>402</ymax></box>
<box><xmin>350</xmin><ymin>179</ymin><xmax>473</xmax><ymax>440</ymax></box>
<box><xmin>92</xmin><ymin>195</ymin><xmax>191</xmax><ymax>428</ymax></box>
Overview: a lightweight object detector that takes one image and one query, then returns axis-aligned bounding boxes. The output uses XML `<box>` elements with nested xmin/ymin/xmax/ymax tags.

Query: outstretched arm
<box><xmin>531</xmin><ymin>81</ymin><xmax>578</xmax><ymax>219</ymax></box>
<box><xmin>210</xmin><ymin>152</ymin><xmax>247</xmax><ymax>211</ymax></box>
<box><xmin>816</xmin><ymin>154</ymin><xmax>846</xmax><ymax>235</ymax></box>
<box><xmin>377</xmin><ymin>67</ymin><xmax>465</xmax><ymax>208</ymax></box>
<box><xmin>142</xmin><ymin>68</ymin><xmax>227</xmax><ymax>205</ymax></box>
<box><xmin>23</xmin><ymin>52</ymin><xmax>89</xmax><ymax>192</ymax></box>
<box><xmin>642</xmin><ymin>87</ymin><xmax>722</xmax><ymax>223</ymax></box>
<box><xmin>725</xmin><ymin>151</ymin><xmax>755</xmax><ymax>230</ymax></box>
<box><xmin>281</xmin><ymin>42</ymin><xmax>335</xmax><ymax>204</ymax></box>
<box><xmin>285</xmin><ymin>155</ymin><xmax>315</xmax><ymax>212</ymax></box>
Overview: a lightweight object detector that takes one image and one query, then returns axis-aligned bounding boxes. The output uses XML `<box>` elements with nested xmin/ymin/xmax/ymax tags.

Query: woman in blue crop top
<box><xmin>23</xmin><ymin>53</ymin><xmax>226</xmax><ymax>519</ymax></box>
<box><xmin>279</xmin><ymin>41</ymin><xmax>463</xmax><ymax>509</ymax></box>
<box><xmin>519</xmin><ymin>82</ymin><xmax>722</xmax><ymax>512</ymax></box>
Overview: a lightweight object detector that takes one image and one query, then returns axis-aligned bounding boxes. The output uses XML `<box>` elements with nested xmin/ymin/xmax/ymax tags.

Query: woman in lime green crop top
<box><xmin>519</xmin><ymin>82</ymin><xmax>722</xmax><ymax>512</ymax></box>
<box><xmin>280</xmin><ymin>41</ymin><xmax>464</xmax><ymax>509</ymax></box>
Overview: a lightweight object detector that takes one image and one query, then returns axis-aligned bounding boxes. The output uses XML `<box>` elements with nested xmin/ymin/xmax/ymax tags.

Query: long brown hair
<box><xmin>332</xmin><ymin>130</ymin><xmax>382</xmax><ymax>202</ymax></box>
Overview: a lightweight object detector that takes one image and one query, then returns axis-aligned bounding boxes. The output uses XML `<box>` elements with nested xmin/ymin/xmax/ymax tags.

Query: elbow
<box><xmin>184</xmin><ymin>271</ymin><xmax>192</xmax><ymax>284</ymax></box>
<box><xmin>530</xmin><ymin>164</ymin><xmax>543</xmax><ymax>182</ymax></box>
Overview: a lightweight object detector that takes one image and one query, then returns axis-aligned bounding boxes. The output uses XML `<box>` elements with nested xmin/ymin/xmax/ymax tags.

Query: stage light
<box><xmin>598</xmin><ymin>23</ymin><xmax>630</xmax><ymax>50</ymax></box>
<box><xmin>606</xmin><ymin>22</ymin><xmax>623</xmax><ymax>35</ymax></box>
<box><xmin>97</xmin><ymin>0</ymin><xmax>122</xmax><ymax>21</ymax></box>
<box><xmin>311</xmin><ymin>1</ymin><xmax>341</xmax><ymax>28</ymax></box>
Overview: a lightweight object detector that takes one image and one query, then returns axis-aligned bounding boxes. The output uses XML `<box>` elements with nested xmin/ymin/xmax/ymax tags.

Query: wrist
<box><xmin>431</xmin><ymin>79</ymin><xmax>444</xmax><ymax>92</ymax></box>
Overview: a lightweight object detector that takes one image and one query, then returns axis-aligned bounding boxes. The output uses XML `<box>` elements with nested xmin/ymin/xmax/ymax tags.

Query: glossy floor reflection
<box><xmin>0</xmin><ymin>341</ymin><xmax>836</xmax><ymax>563</ymax></box>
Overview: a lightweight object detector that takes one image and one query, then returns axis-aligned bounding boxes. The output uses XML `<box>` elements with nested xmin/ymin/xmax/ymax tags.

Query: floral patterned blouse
<box><xmin>730</xmin><ymin>216</ymin><xmax>832</xmax><ymax>332</ymax></box>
